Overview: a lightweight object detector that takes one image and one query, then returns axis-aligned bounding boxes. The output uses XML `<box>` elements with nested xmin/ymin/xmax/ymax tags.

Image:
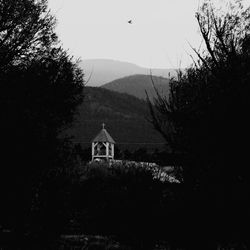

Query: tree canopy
<box><xmin>0</xmin><ymin>0</ymin><xmax>84</xmax><ymax>234</ymax></box>
<box><xmin>0</xmin><ymin>0</ymin><xmax>57</xmax><ymax>70</ymax></box>
<box><xmin>148</xmin><ymin>0</ymin><xmax>250</xmax><ymax>241</ymax></box>
<box><xmin>149</xmin><ymin>0</ymin><xmax>250</xmax><ymax>180</ymax></box>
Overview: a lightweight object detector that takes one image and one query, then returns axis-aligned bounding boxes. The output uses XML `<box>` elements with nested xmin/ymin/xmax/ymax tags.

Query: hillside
<box><xmin>81</xmin><ymin>59</ymin><xmax>178</xmax><ymax>86</ymax></box>
<box><xmin>66</xmin><ymin>87</ymin><xmax>166</xmax><ymax>151</ymax></box>
<box><xmin>101</xmin><ymin>74</ymin><xmax>170</xmax><ymax>100</ymax></box>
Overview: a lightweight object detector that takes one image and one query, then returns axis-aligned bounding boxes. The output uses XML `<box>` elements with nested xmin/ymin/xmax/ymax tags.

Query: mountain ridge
<box><xmin>66</xmin><ymin>87</ymin><xmax>165</xmax><ymax>151</ymax></box>
<box><xmin>101</xmin><ymin>74</ymin><xmax>170</xmax><ymax>100</ymax></box>
<box><xmin>81</xmin><ymin>59</ymin><xmax>179</xmax><ymax>86</ymax></box>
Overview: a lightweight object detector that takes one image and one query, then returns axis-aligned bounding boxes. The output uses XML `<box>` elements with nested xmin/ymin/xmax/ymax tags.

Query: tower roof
<box><xmin>92</xmin><ymin>124</ymin><xmax>115</xmax><ymax>144</ymax></box>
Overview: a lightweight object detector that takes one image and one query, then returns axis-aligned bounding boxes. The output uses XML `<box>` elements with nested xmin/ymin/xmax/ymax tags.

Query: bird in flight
<box><xmin>128</xmin><ymin>20</ymin><xmax>132</xmax><ymax>24</ymax></box>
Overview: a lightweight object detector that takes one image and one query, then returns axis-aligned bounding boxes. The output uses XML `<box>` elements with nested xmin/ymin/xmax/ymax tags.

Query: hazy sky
<box><xmin>48</xmin><ymin>0</ymin><xmax>211</xmax><ymax>68</ymax></box>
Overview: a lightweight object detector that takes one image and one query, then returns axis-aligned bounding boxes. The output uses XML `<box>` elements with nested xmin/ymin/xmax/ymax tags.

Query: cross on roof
<box><xmin>92</xmin><ymin>123</ymin><xmax>115</xmax><ymax>144</ymax></box>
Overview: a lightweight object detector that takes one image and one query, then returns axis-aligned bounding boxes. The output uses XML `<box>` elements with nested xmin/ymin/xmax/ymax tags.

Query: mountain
<box><xmin>101</xmin><ymin>74</ymin><xmax>170</xmax><ymax>100</ymax></box>
<box><xmin>66</xmin><ymin>87</ymin><xmax>165</xmax><ymax>151</ymax></box>
<box><xmin>80</xmin><ymin>59</ymin><xmax>178</xmax><ymax>86</ymax></box>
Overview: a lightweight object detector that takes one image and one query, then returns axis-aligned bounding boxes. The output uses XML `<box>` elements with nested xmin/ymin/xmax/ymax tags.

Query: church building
<box><xmin>91</xmin><ymin>123</ymin><xmax>115</xmax><ymax>161</ymax></box>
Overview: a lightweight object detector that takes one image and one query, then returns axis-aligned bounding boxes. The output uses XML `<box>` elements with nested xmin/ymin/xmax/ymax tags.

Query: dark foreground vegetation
<box><xmin>1</xmin><ymin>0</ymin><xmax>250</xmax><ymax>249</ymax></box>
<box><xmin>147</xmin><ymin>0</ymin><xmax>250</xmax><ymax>248</ymax></box>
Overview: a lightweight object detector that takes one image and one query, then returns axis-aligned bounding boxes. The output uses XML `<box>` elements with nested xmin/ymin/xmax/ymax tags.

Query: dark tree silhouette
<box><xmin>0</xmin><ymin>0</ymin><xmax>84</xmax><ymax>240</ymax></box>
<box><xmin>0</xmin><ymin>0</ymin><xmax>57</xmax><ymax>70</ymax></box>
<box><xmin>148</xmin><ymin>0</ymin><xmax>250</xmax><ymax>246</ymax></box>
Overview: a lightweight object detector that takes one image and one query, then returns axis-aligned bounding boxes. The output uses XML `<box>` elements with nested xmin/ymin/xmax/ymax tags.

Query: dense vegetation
<box><xmin>0</xmin><ymin>0</ymin><xmax>84</xmax><ymax>244</ymax></box>
<box><xmin>148</xmin><ymin>0</ymin><xmax>250</xmax><ymax>248</ymax></box>
<box><xmin>45</xmin><ymin>162</ymin><xmax>182</xmax><ymax>249</ymax></box>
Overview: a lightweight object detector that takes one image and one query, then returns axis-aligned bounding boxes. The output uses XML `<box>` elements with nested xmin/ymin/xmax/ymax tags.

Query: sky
<box><xmin>47</xmin><ymin>0</ymin><xmax>227</xmax><ymax>68</ymax></box>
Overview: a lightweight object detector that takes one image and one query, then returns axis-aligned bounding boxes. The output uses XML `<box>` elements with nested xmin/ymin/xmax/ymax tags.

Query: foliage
<box><xmin>70</xmin><ymin>161</ymin><xmax>178</xmax><ymax>248</ymax></box>
<box><xmin>149</xmin><ymin>0</ymin><xmax>250</xmax><ymax>186</ymax></box>
<box><xmin>148</xmin><ymin>0</ymin><xmax>250</xmax><ymax>245</ymax></box>
<box><xmin>0</xmin><ymin>0</ymin><xmax>84</xmax><ymax>237</ymax></box>
<box><xmin>0</xmin><ymin>0</ymin><xmax>57</xmax><ymax>70</ymax></box>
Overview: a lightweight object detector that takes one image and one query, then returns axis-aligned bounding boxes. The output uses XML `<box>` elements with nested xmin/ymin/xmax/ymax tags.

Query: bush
<box><xmin>68</xmin><ymin>161</ymin><xmax>176</xmax><ymax>246</ymax></box>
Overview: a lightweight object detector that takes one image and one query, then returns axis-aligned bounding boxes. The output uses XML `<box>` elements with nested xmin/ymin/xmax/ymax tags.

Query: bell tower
<box><xmin>91</xmin><ymin>123</ymin><xmax>115</xmax><ymax>161</ymax></box>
